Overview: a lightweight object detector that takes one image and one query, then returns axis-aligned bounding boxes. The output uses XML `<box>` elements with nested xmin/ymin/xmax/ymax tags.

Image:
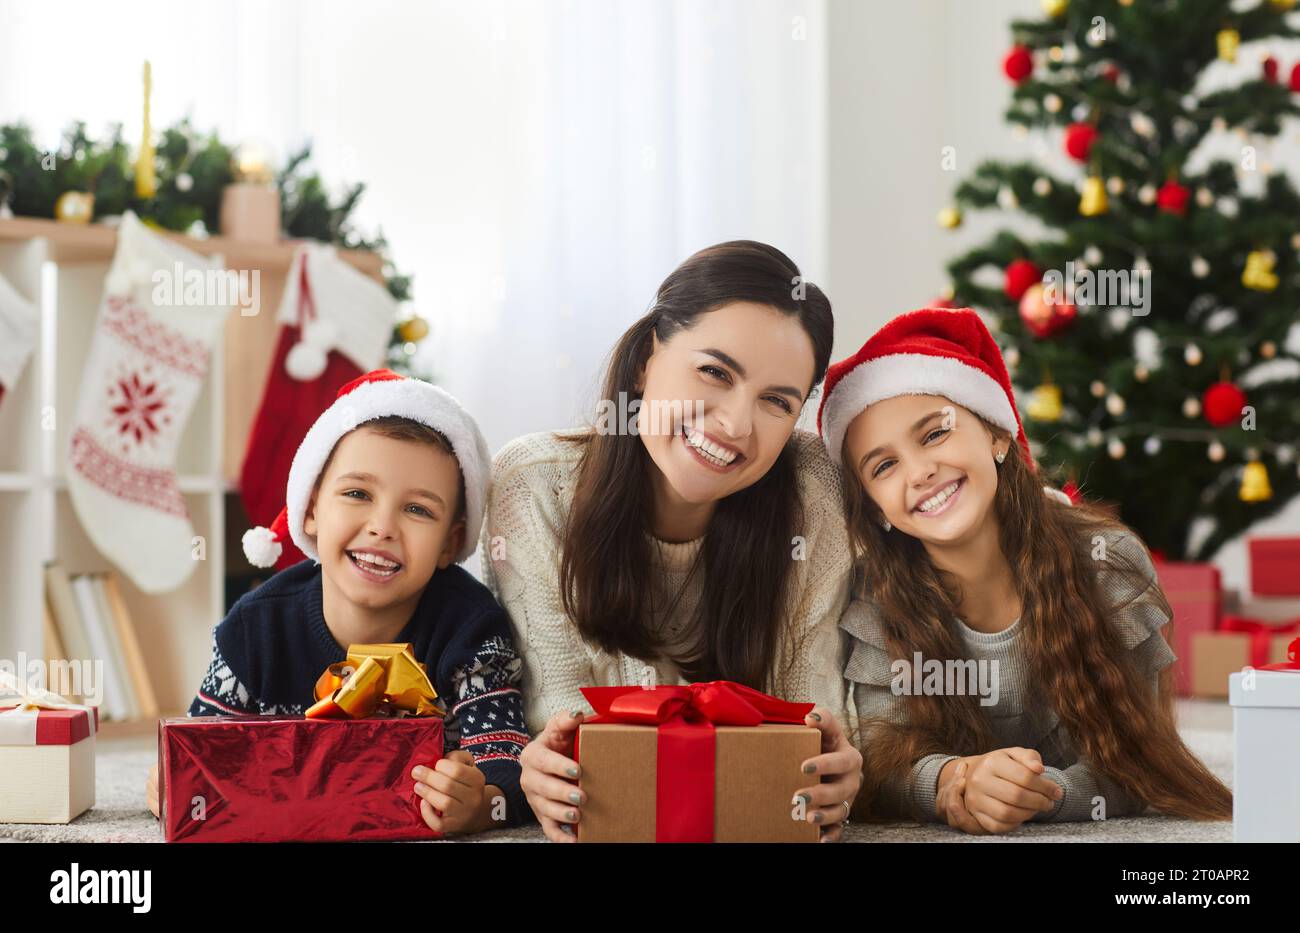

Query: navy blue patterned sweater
<box><xmin>189</xmin><ymin>559</ymin><xmax>533</xmax><ymax>829</ymax></box>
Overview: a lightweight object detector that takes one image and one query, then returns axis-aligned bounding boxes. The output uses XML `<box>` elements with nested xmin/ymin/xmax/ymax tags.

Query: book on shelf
<box><xmin>41</xmin><ymin>562</ymin><xmax>161</xmax><ymax>721</ymax></box>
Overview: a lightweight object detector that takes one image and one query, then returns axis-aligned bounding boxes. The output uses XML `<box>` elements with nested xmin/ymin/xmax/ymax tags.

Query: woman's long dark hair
<box><xmin>843</xmin><ymin>418</ymin><xmax>1232</xmax><ymax>821</ymax></box>
<box><xmin>558</xmin><ymin>241</ymin><xmax>834</xmax><ymax>690</ymax></box>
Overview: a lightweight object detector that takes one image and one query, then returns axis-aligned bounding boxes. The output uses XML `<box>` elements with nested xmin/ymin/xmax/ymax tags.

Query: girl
<box><xmin>818</xmin><ymin>307</ymin><xmax>1231</xmax><ymax>833</ymax></box>
<box><xmin>481</xmin><ymin>241</ymin><xmax>863</xmax><ymax>842</ymax></box>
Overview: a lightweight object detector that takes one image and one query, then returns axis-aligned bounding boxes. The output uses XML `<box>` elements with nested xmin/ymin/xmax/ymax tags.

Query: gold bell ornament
<box><xmin>1239</xmin><ymin>461</ymin><xmax>1273</xmax><ymax>503</ymax></box>
<box><xmin>398</xmin><ymin>315</ymin><xmax>429</xmax><ymax>344</ymax></box>
<box><xmin>938</xmin><ymin>206</ymin><xmax>963</xmax><ymax>229</ymax></box>
<box><xmin>1042</xmin><ymin>0</ymin><xmax>1068</xmax><ymax>16</ymax></box>
<box><xmin>54</xmin><ymin>191</ymin><xmax>94</xmax><ymax>224</ymax></box>
<box><xmin>1026</xmin><ymin>382</ymin><xmax>1063</xmax><ymax>422</ymax></box>
<box><xmin>1242</xmin><ymin>250</ymin><xmax>1279</xmax><ymax>292</ymax></box>
<box><xmin>1217</xmin><ymin>28</ymin><xmax>1239</xmax><ymax>63</ymax></box>
<box><xmin>1079</xmin><ymin>177</ymin><xmax>1108</xmax><ymax>217</ymax></box>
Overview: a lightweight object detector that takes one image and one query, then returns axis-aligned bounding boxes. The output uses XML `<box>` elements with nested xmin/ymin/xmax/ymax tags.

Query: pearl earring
<box><xmin>995</xmin><ymin>450</ymin><xmax>1006</xmax><ymax>464</ymax></box>
<box><xmin>879</xmin><ymin>518</ymin><xmax>892</xmax><ymax>532</ymax></box>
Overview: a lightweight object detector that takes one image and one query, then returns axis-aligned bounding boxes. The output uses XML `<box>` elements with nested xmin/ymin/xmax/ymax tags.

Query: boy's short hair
<box><xmin>313</xmin><ymin>415</ymin><xmax>468</xmax><ymax>524</ymax></box>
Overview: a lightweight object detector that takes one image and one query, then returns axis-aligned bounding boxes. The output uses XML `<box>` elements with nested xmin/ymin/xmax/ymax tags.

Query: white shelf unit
<box><xmin>0</xmin><ymin>218</ymin><xmax>384</xmax><ymax>716</ymax></box>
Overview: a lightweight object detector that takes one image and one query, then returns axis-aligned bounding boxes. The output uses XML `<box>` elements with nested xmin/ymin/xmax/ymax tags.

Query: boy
<box><xmin>147</xmin><ymin>369</ymin><xmax>531</xmax><ymax>834</ymax></box>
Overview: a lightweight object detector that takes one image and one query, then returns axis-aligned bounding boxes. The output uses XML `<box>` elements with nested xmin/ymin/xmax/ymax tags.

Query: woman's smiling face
<box><xmin>845</xmin><ymin>393</ymin><xmax>1010</xmax><ymax>547</ymax></box>
<box><xmin>636</xmin><ymin>300</ymin><xmax>816</xmax><ymax>507</ymax></box>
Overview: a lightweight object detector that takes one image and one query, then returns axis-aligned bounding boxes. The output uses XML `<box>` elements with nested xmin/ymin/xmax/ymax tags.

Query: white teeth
<box><xmin>684</xmin><ymin>429</ymin><xmax>737</xmax><ymax>466</ymax></box>
<box><xmin>917</xmin><ymin>481</ymin><xmax>960</xmax><ymax>513</ymax></box>
<box><xmin>350</xmin><ymin>551</ymin><xmax>400</xmax><ymax>573</ymax></box>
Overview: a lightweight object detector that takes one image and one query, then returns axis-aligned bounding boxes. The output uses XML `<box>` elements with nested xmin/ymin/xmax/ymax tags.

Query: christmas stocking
<box><xmin>0</xmin><ymin>268</ymin><xmax>39</xmax><ymax>408</ymax></box>
<box><xmin>66</xmin><ymin>212</ymin><xmax>233</xmax><ymax>593</ymax></box>
<box><xmin>239</xmin><ymin>242</ymin><xmax>397</xmax><ymax>570</ymax></box>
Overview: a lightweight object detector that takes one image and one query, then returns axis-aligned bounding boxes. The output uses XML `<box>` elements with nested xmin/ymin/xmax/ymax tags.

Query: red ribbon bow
<box><xmin>1220</xmin><ymin>617</ymin><xmax>1300</xmax><ymax>670</ymax></box>
<box><xmin>1260</xmin><ymin>636</ymin><xmax>1300</xmax><ymax>672</ymax></box>
<box><xmin>575</xmin><ymin>681</ymin><xmax>814</xmax><ymax>842</ymax></box>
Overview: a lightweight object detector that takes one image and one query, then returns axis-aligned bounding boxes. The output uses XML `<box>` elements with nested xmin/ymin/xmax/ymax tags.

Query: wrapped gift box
<box><xmin>1154</xmin><ymin>561</ymin><xmax>1221</xmax><ymax>696</ymax></box>
<box><xmin>1249</xmin><ymin>538</ymin><xmax>1300</xmax><ymax>597</ymax></box>
<box><xmin>0</xmin><ymin>704</ymin><xmax>98</xmax><ymax>823</ymax></box>
<box><xmin>1230</xmin><ymin>665</ymin><xmax>1300</xmax><ymax>842</ymax></box>
<box><xmin>575</xmin><ymin>682</ymin><xmax>821</xmax><ymax>843</ymax></box>
<box><xmin>1190</xmin><ymin>630</ymin><xmax>1295</xmax><ymax>698</ymax></box>
<box><xmin>158</xmin><ymin>714</ymin><xmax>443</xmax><ymax>842</ymax></box>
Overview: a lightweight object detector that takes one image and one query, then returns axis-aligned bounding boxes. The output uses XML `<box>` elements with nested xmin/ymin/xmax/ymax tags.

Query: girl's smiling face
<box><xmin>844</xmin><ymin>393</ymin><xmax>1010</xmax><ymax>547</ymax></box>
<box><xmin>635</xmin><ymin>300</ymin><xmax>816</xmax><ymax>508</ymax></box>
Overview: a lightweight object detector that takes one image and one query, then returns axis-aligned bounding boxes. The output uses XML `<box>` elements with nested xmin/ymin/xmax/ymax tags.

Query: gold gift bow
<box><xmin>306</xmin><ymin>643</ymin><xmax>442</xmax><ymax>719</ymax></box>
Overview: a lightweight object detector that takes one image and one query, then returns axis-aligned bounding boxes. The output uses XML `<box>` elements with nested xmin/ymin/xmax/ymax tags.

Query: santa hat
<box><xmin>818</xmin><ymin>308</ymin><xmax>1068</xmax><ymax>498</ymax></box>
<box><xmin>241</xmin><ymin>369</ymin><xmax>492</xmax><ymax>568</ymax></box>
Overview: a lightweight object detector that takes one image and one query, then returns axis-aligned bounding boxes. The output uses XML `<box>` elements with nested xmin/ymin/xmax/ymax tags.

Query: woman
<box><xmin>480</xmin><ymin>241</ymin><xmax>863</xmax><ymax>841</ymax></box>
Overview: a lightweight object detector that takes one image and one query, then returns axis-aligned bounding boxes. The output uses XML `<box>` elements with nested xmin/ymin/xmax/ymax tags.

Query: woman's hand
<box><xmin>791</xmin><ymin>706</ymin><xmax>863</xmax><ymax>843</ymax></box>
<box><xmin>519</xmin><ymin>708</ymin><xmax>587</xmax><ymax>842</ymax></box>
<box><xmin>935</xmin><ymin>759</ymin><xmax>986</xmax><ymax>834</ymax></box>
<box><xmin>952</xmin><ymin>747</ymin><xmax>1061</xmax><ymax>833</ymax></box>
<box><xmin>146</xmin><ymin>763</ymin><xmax>159</xmax><ymax>818</ymax></box>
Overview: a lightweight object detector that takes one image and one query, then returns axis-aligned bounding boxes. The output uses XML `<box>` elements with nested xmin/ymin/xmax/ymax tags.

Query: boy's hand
<box><xmin>959</xmin><ymin>747</ymin><xmax>1061</xmax><ymax>833</ymax></box>
<box><xmin>146</xmin><ymin>763</ymin><xmax>160</xmax><ymax>818</ymax></box>
<box><xmin>411</xmin><ymin>750</ymin><xmax>505</xmax><ymax>835</ymax></box>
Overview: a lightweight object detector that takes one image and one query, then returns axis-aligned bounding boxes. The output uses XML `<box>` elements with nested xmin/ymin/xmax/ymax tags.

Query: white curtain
<box><xmin>1</xmin><ymin>0</ymin><xmax>827</xmax><ymax>455</ymax></box>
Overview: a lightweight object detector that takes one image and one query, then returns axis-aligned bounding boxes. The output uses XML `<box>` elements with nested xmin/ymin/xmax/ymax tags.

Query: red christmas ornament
<box><xmin>1003</xmin><ymin>46</ymin><xmax>1034</xmax><ymax>83</ymax></box>
<box><xmin>1264</xmin><ymin>56</ymin><xmax>1279</xmax><ymax>83</ymax></box>
<box><xmin>1202</xmin><ymin>381</ymin><xmax>1248</xmax><ymax>428</ymax></box>
<box><xmin>1004</xmin><ymin>259</ymin><xmax>1042</xmax><ymax>301</ymax></box>
<box><xmin>1101</xmin><ymin>63</ymin><xmax>1120</xmax><ymax>84</ymax></box>
<box><xmin>1018</xmin><ymin>283</ymin><xmax>1077</xmax><ymax>338</ymax></box>
<box><xmin>1291</xmin><ymin>62</ymin><xmax>1300</xmax><ymax>93</ymax></box>
<box><xmin>1064</xmin><ymin>123</ymin><xmax>1098</xmax><ymax>162</ymax></box>
<box><xmin>1156</xmin><ymin>180</ymin><xmax>1190</xmax><ymax>216</ymax></box>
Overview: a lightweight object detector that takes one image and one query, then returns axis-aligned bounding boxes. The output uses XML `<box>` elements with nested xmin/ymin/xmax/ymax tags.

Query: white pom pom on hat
<box><xmin>241</xmin><ymin>368</ymin><xmax>493</xmax><ymax>568</ymax></box>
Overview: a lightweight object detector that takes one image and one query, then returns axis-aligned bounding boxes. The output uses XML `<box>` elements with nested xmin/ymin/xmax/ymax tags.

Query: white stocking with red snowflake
<box><xmin>66</xmin><ymin>212</ymin><xmax>233</xmax><ymax>593</ymax></box>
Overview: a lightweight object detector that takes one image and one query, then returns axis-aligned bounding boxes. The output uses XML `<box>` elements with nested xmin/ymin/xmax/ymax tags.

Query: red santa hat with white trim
<box><xmin>817</xmin><ymin>307</ymin><xmax>1070</xmax><ymax>503</ymax></box>
<box><xmin>241</xmin><ymin>369</ymin><xmax>493</xmax><ymax>568</ymax></box>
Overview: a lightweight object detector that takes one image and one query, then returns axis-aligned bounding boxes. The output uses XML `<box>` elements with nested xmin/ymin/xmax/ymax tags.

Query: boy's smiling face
<box><xmin>303</xmin><ymin>425</ymin><xmax>466</xmax><ymax>614</ymax></box>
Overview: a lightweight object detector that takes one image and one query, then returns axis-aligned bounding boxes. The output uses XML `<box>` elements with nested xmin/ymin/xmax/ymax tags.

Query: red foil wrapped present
<box><xmin>158</xmin><ymin>713</ymin><xmax>443</xmax><ymax>842</ymax></box>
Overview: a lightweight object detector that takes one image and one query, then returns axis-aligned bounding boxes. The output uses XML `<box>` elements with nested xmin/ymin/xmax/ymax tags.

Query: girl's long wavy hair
<box><xmin>843</xmin><ymin>415</ymin><xmax>1232</xmax><ymax>821</ymax></box>
<box><xmin>558</xmin><ymin>241</ymin><xmax>834</xmax><ymax>690</ymax></box>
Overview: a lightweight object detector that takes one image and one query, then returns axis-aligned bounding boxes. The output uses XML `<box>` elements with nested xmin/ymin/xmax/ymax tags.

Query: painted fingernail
<box><xmin>566</xmin><ymin>765</ymin><xmax>579</xmax><ymax>778</ymax></box>
<box><xmin>570</xmin><ymin>708</ymin><xmax>584</xmax><ymax>718</ymax></box>
<box><xmin>794</xmin><ymin>793</ymin><xmax>812</xmax><ymax>806</ymax></box>
<box><xmin>807</xmin><ymin>711</ymin><xmax>822</xmax><ymax>722</ymax></box>
<box><xmin>560</xmin><ymin>823</ymin><xmax>574</xmax><ymax>835</ymax></box>
<box><xmin>802</xmin><ymin>762</ymin><xmax>817</xmax><ymax>774</ymax></box>
<box><xmin>568</xmin><ymin>791</ymin><xmax>582</xmax><ymax>804</ymax></box>
<box><xmin>565</xmin><ymin>809</ymin><xmax>577</xmax><ymax>821</ymax></box>
<box><xmin>812</xmin><ymin>811</ymin><xmax>825</xmax><ymax>824</ymax></box>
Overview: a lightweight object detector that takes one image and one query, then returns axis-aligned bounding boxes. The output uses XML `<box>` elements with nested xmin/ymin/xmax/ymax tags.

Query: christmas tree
<box><xmin>943</xmin><ymin>0</ymin><xmax>1300</xmax><ymax>560</ymax></box>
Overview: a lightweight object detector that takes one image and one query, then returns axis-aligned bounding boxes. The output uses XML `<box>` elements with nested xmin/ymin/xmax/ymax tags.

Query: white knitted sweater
<box><xmin>479</xmin><ymin>428</ymin><xmax>854</xmax><ymax>736</ymax></box>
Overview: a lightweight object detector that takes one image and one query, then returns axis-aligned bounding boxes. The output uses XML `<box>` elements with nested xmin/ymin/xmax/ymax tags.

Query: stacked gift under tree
<box><xmin>1157</xmin><ymin>537</ymin><xmax>1300</xmax><ymax>698</ymax></box>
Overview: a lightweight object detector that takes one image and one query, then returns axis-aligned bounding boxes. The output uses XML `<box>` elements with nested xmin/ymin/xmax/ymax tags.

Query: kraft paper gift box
<box><xmin>1249</xmin><ymin>537</ymin><xmax>1300</xmax><ymax>597</ymax></box>
<box><xmin>1154</xmin><ymin>561</ymin><xmax>1221</xmax><ymax>696</ymax></box>
<box><xmin>1190</xmin><ymin>627</ymin><xmax>1296</xmax><ymax>698</ymax></box>
<box><xmin>575</xmin><ymin>682</ymin><xmax>821</xmax><ymax>843</ymax></box>
<box><xmin>159</xmin><ymin>642</ymin><xmax>445</xmax><ymax>843</ymax></box>
<box><xmin>0</xmin><ymin>701</ymin><xmax>98</xmax><ymax>824</ymax></box>
<box><xmin>1230</xmin><ymin>642</ymin><xmax>1300</xmax><ymax>843</ymax></box>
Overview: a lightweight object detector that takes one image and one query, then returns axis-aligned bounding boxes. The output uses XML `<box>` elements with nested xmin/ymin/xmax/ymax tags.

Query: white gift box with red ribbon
<box><xmin>0</xmin><ymin>678</ymin><xmax>99</xmax><ymax>824</ymax></box>
<box><xmin>1230</xmin><ymin>664</ymin><xmax>1300</xmax><ymax>843</ymax></box>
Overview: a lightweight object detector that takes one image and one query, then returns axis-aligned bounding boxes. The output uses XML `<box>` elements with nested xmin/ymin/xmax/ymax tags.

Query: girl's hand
<box><xmin>519</xmin><ymin>708</ymin><xmax>587</xmax><ymax>843</ymax></box>
<box><xmin>791</xmin><ymin>706</ymin><xmax>863</xmax><ymax>843</ymax></box>
<box><xmin>935</xmin><ymin>760</ymin><xmax>986</xmax><ymax>834</ymax></box>
<box><xmin>411</xmin><ymin>750</ymin><xmax>503</xmax><ymax>835</ymax></box>
<box><xmin>961</xmin><ymin>747</ymin><xmax>1061</xmax><ymax>833</ymax></box>
<box><xmin>146</xmin><ymin>763</ymin><xmax>159</xmax><ymax>818</ymax></box>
